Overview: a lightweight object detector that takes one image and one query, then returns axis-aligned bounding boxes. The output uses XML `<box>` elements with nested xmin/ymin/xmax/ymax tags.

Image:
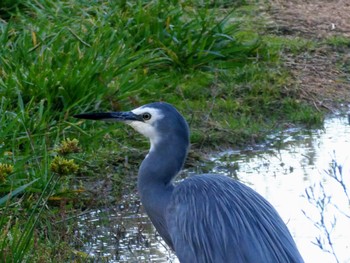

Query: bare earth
<box><xmin>267</xmin><ymin>0</ymin><xmax>350</xmax><ymax>111</ymax></box>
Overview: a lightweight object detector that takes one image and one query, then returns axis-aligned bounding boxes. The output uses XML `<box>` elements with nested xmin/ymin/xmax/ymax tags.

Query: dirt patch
<box><xmin>285</xmin><ymin>47</ymin><xmax>350</xmax><ymax>111</ymax></box>
<box><xmin>266</xmin><ymin>0</ymin><xmax>350</xmax><ymax>111</ymax></box>
<box><xmin>269</xmin><ymin>0</ymin><xmax>350</xmax><ymax>38</ymax></box>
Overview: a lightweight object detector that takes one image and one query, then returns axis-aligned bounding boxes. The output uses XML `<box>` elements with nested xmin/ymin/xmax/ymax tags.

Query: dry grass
<box><xmin>265</xmin><ymin>0</ymin><xmax>350</xmax><ymax>111</ymax></box>
<box><xmin>269</xmin><ymin>0</ymin><xmax>350</xmax><ymax>38</ymax></box>
<box><xmin>285</xmin><ymin>48</ymin><xmax>350</xmax><ymax>111</ymax></box>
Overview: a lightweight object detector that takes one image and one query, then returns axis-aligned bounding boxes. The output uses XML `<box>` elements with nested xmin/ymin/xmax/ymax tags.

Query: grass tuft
<box><xmin>0</xmin><ymin>163</ymin><xmax>13</xmax><ymax>183</ymax></box>
<box><xmin>56</xmin><ymin>138</ymin><xmax>81</xmax><ymax>155</ymax></box>
<box><xmin>50</xmin><ymin>156</ymin><xmax>79</xmax><ymax>176</ymax></box>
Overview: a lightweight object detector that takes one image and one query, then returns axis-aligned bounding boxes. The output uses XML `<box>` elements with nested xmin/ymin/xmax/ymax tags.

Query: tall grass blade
<box><xmin>0</xmin><ymin>179</ymin><xmax>39</xmax><ymax>205</ymax></box>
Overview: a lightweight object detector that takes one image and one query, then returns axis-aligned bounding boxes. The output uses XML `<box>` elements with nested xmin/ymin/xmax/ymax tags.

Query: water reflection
<box><xmin>210</xmin><ymin>116</ymin><xmax>350</xmax><ymax>263</ymax></box>
<box><xmin>76</xmin><ymin>115</ymin><xmax>350</xmax><ymax>263</ymax></box>
<box><xmin>75</xmin><ymin>191</ymin><xmax>177</xmax><ymax>262</ymax></box>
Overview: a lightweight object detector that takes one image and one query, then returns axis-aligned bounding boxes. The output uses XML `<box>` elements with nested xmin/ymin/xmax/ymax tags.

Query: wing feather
<box><xmin>166</xmin><ymin>174</ymin><xmax>304</xmax><ymax>263</ymax></box>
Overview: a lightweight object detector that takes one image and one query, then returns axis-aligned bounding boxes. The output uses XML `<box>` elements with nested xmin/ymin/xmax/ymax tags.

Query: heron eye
<box><xmin>142</xmin><ymin>112</ymin><xmax>152</xmax><ymax>121</ymax></box>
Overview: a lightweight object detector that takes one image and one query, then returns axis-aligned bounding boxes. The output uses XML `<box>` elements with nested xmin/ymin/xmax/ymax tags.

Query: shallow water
<box><xmin>76</xmin><ymin>115</ymin><xmax>350</xmax><ymax>263</ymax></box>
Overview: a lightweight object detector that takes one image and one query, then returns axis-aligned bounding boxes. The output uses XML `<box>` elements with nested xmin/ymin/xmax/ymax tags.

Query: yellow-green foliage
<box><xmin>50</xmin><ymin>157</ymin><xmax>79</xmax><ymax>176</ymax></box>
<box><xmin>57</xmin><ymin>138</ymin><xmax>81</xmax><ymax>155</ymax></box>
<box><xmin>0</xmin><ymin>163</ymin><xmax>14</xmax><ymax>183</ymax></box>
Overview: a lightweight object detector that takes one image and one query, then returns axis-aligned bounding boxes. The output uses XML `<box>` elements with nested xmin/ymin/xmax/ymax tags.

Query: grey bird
<box><xmin>74</xmin><ymin>102</ymin><xmax>304</xmax><ymax>263</ymax></box>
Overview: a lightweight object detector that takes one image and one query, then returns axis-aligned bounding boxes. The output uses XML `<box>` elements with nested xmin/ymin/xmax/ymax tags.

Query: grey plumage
<box><xmin>74</xmin><ymin>102</ymin><xmax>304</xmax><ymax>263</ymax></box>
<box><xmin>167</xmin><ymin>174</ymin><xmax>302</xmax><ymax>263</ymax></box>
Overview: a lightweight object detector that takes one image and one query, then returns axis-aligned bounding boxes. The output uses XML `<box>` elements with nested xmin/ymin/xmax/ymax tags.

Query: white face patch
<box><xmin>128</xmin><ymin>106</ymin><xmax>164</xmax><ymax>148</ymax></box>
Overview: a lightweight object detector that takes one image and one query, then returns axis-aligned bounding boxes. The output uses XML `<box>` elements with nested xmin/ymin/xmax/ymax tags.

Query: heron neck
<box><xmin>137</xmin><ymin>136</ymin><xmax>188</xmax><ymax>199</ymax></box>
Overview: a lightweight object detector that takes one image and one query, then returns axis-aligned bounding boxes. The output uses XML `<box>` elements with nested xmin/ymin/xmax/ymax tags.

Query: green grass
<box><xmin>0</xmin><ymin>0</ymin><xmax>326</xmax><ymax>261</ymax></box>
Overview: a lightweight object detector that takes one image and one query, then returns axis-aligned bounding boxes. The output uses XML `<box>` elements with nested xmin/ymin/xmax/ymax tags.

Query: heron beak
<box><xmin>73</xmin><ymin>111</ymin><xmax>142</xmax><ymax>122</ymax></box>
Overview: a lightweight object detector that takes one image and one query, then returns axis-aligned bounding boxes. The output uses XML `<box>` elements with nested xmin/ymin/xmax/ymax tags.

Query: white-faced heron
<box><xmin>74</xmin><ymin>102</ymin><xmax>304</xmax><ymax>263</ymax></box>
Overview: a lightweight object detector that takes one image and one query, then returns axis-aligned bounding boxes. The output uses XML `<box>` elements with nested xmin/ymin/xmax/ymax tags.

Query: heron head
<box><xmin>74</xmin><ymin>102</ymin><xmax>190</xmax><ymax>146</ymax></box>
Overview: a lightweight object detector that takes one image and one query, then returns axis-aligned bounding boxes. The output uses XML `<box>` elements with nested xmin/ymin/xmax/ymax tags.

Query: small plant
<box><xmin>50</xmin><ymin>157</ymin><xmax>79</xmax><ymax>176</ymax></box>
<box><xmin>56</xmin><ymin>138</ymin><xmax>81</xmax><ymax>155</ymax></box>
<box><xmin>0</xmin><ymin>163</ymin><xmax>14</xmax><ymax>183</ymax></box>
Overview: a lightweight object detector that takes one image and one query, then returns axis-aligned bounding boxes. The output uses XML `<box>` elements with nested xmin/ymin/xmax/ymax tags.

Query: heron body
<box><xmin>74</xmin><ymin>102</ymin><xmax>304</xmax><ymax>263</ymax></box>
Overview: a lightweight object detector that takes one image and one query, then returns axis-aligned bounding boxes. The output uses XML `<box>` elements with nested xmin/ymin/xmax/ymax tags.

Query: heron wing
<box><xmin>166</xmin><ymin>174</ymin><xmax>304</xmax><ymax>263</ymax></box>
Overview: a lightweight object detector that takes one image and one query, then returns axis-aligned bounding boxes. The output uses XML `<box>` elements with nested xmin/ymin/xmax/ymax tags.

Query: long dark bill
<box><xmin>73</xmin><ymin>111</ymin><xmax>142</xmax><ymax>122</ymax></box>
